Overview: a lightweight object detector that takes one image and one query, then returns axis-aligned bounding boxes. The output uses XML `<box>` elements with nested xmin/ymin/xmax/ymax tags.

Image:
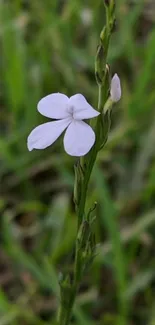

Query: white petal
<box><xmin>110</xmin><ymin>74</ymin><xmax>121</xmax><ymax>102</ymax></box>
<box><xmin>37</xmin><ymin>93</ymin><xmax>70</xmax><ymax>119</ymax></box>
<box><xmin>27</xmin><ymin>118</ymin><xmax>71</xmax><ymax>151</ymax></box>
<box><xmin>69</xmin><ymin>94</ymin><xmax>100</xmax><ymax>120</ymax></box>
<box><xmin>63</xmin><ymin>120</ymin><xmax>95</xmax><ymax>156</ymax></box>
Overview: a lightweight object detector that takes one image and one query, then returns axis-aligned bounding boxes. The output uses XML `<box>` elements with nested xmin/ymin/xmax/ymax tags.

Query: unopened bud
<box><xmin>110</xmin><ymin>74</ymin><xmax>121</xmax><ymax>102</ymax></box>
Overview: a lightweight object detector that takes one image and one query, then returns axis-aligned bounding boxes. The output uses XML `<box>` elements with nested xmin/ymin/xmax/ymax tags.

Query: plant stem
<box><xmin>57</xmin><ymin>83</ymin><xmax>105</xmax><ymax>325</ymax></box>
<box><xmin>58</xmin><ymin>287</ymin><xmax>76</xmax><ymax>325</ymax></box>
<box><xmin>57</xmin><ymin>3</ymin><xmax>116</xmax><ymax>324</ymax></box>
<box><xmin>77</xmin><ymin>83</ymin><xmax>107</xmax><ymax>227</ymax></box>
<box><xmin>57</xmin><ymin>230</ymin><xmax>84</xmax><ymax>325</ymax></box>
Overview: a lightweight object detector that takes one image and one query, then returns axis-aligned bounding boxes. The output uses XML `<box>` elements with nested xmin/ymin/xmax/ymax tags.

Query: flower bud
<box><xmin>110</xmin><ymin>73</ymin><xmax>121</xmax><ymax>102</ymax></box>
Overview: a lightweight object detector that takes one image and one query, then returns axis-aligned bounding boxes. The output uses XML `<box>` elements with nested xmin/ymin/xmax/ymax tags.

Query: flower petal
<box><xmin>27</xmin><ymin>118</ymin><xmax>71</xmax><ymax>151</ymax></box>
<box><xmin>37</xmin><ymin>93</ymin><xmax>70</xmax><ymax>119</ymax></box>
<box><xmin>63</xmin><ymin>120</ymin><xmax>95</xmax><ymax>156</ymax></box>
<box><xmin>110</xmin><ymin>74</ymin><xmax>121</xmax><ymax>102</ymax></box>
<box><xmin>69</xmin><ymin>94</ymin><xmax>100</xmax><ymax>120</ymax></box>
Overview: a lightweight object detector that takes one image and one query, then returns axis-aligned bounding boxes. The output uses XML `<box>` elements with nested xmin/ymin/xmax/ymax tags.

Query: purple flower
<box><xmin>27</xmin><ymin>93</ymin><xmax>100</xmax><ymax>156</ymax></box>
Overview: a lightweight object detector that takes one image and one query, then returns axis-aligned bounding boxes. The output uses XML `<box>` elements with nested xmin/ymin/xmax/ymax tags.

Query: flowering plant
<box><xmin>27</xmin><ymin>1</ymin><xmax>121</xmax><ymax>324</ymax></box>
<box><xmin>27</xmin><ymin>75</ymin><xmax>120</xmax><ymax>156</ymax></box>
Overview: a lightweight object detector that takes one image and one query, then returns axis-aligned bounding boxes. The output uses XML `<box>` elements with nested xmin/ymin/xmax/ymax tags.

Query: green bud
<box><xmin>95</xmin><ymin>25</ymin><xmax>109</xmax><ymax>85</ymax></box>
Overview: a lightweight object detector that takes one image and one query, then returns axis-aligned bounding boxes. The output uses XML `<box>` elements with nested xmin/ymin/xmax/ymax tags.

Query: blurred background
<box><xmin>1</xmin><ymin>0</ymin><xmax>155</xmax><ymax>324</ymax></box>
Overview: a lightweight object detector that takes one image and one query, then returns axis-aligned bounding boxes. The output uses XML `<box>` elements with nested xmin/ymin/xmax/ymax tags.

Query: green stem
<box><xmin>57</xmin><ymin>3</ymin><xmax>115</xmax><ymax>324</ymax></box>
<box><xmin>58</xmin><ymin>288</ymin><xmax>76</xmax><ymax>325</ymax></box>
<box><xmin>58</xmin><ymin>238</ymin><xmax>83</xmax><ymax>325</ymax></box>
<box><xmin>58</xmin><ymin>84</ymin><xmax>106</xmax><ymax>325</ymax></box>
<box><xmin>75</xmin><ymin>1</ymin><xmax>113</xmax><ymax>230</ymax></box>
<box><xmin>77</xmin><ymin>82</ymin><xmax>107</xmax><ymax>228</ymax></box>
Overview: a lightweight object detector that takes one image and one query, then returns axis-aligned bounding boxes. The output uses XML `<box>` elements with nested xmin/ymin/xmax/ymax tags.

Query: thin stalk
<box><xmin>57</xmin><ymin>238</ymin><xmax>84</xmax><ymax>325</ymax></box>
<box><xmin>57</xmin><ymin>83</ymin><xmax>106</xmax><ymax>325</ymax></box>
<box><xmin>57</xmin><ymin>3</ymin><xmax>116</xmax><ymax>324</ymax></box>
<box><xmin>77</xmin><ymin>82</ymin><xmax>107</xmax><ymax>227</ymax></box>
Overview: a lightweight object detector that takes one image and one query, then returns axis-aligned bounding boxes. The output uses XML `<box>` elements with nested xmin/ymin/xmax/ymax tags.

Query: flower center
<box><xmin>68</xmin><ymin>105</ymin><xmax>74</xmax><ymax>118</ymax></box>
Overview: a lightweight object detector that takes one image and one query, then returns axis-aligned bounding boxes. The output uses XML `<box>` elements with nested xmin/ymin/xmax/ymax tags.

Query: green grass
<box><xmin>1</xmin><ymin>0</ymin><xmax>155</xmax><ymax>324</ymax></box>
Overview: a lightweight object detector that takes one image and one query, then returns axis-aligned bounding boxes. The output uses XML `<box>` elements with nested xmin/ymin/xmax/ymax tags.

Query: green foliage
<box><xmin>1</xmin><ymin>0</ymin><xmax>155</xmax><ymax>324</ymax></box>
